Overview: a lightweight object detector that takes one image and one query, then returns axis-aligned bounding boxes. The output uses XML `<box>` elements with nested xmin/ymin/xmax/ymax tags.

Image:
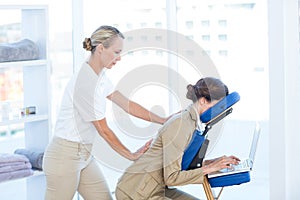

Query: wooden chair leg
<box><xmin>203</xmin><ymin>176</ymin><xmax>215</xmax><ymax>200</ymax></box>
<box><xmin>203</xmin><ymin>176</ymin><xmax>224</xmax><ymax>200</ymax></box>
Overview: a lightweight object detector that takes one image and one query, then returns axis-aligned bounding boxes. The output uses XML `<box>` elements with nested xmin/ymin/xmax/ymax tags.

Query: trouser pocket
<box><xmin>134</xmin><ymin>174</ymin><xmax>160</xmax><ymax>199</ymax></box>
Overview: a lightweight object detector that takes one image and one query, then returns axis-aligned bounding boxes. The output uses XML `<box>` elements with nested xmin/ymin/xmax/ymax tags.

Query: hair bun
<box><xmin>83</xmin><ymin>38</ymin><xmax>93</xmax><ymax>51</ymax></box>
<box><xmin>186</xmin><ymin>84</ymin><xmax>197</xmax><ymax>101</ymax></box>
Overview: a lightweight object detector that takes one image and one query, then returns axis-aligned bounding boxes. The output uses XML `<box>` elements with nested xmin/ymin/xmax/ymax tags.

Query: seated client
<box><xmin>115</xmin><ymin>77</ymin><xmax>240</xmax><ymax>200</ymax></box>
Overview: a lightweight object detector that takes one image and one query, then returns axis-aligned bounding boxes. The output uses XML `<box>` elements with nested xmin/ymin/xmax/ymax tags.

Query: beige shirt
<box><xmin>116</xmin><ymin>105</ymin><xmax>205</xmax><ymax>199</ymax></box>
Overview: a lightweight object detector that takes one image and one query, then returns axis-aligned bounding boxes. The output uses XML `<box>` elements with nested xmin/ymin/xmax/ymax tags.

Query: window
<box><xmin>202</xmin><ymin>35</ymin><xmax>210</xmax><ymax>41</ymax></box>
<box><xmin>218</xmin><ymin>19</ymin><xmax>227</xmax><ymax>27</ymax></box>
<box><xmin>127</xmin><ymin>36</ymin><xmax>133</xmax><ymax>42</ymax></box>
<box><xmin>141</xmin><ymin>35</ymin><xmax>148</xmax><ymax>41</ymax></box>
<box><xmin>218</xmin><ymin>34</ymin><xmax>227</xmax><ymax>41</ymax></box>
<box><xmin>185</xmin><ymin>50</ymin><xmax>194</xmax><ymax>56</ymax></box>
<box><xmin>155</xmin><ymin>35</ymin><xmax>162</xmax><ymax>41</ymax></box>
<box><xmin>218</xmin><ymin>50</ymin><xmax>228</xmax><ymax>56</ymax></box>
<box><xmin>177</xmin><ymin>1</ymin><xmax>268</xmax><ymax>121</ymax></box>
<box><xmin>155</xmin><ymin>22</ymin><xmax>162</xmax><ymax>28</ymax></box>
<box><xmin>78</xmin><ymin>1</ymin><xmax>270</xmax><ymax>199</ymax></box>
<box><xmin>186</xmin><ymin>35</ymin><xmax>194</xmax><ymax>40</ymax></box>
<box><xmin>201</xmin><ymin>20</ymin><xmax>210</xmax><ymax>27</ymax></box>
<box><xmin>186</xmin><ymin>21</ymin><xmax>193</xmax><ymax>29</ymax></box>
<box><xmin>81</xmin><ymin>0</ymin><xmax>169</xmax><ymax>140</ymax></box>
<box><xmin>126</xmin><ymin>23</ymin><xmax>133</xmax><ymax>29</ymax></box>
<box><xmin>140</xmin><ymin>22</ymin><xmax>147</xmax><ymax>28</ymax></box>
<box><xmin>156</xmin><ymin>50</ymin><xmax>163</xmax><ymax>56</ymax></box>
<box><xmin>202</xmin><ymin>50</ymin><xmax>211</xmax><ymax>56</ymax></box>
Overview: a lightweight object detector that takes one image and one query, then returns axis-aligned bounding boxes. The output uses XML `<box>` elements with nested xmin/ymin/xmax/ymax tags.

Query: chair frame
<box><xmin>203</xmin><ymin>176</ymin><xmax>224</xmax><ymax>200</ymax></box>
<box><xmin>200</xmin><ymin>106</ymin><xmax>236</xmax><ymax>199</ymax></box>
<box><xmin>183</xmin><ymin>92</ymin><xmax>241</xmax><ymax>199</ymax></box>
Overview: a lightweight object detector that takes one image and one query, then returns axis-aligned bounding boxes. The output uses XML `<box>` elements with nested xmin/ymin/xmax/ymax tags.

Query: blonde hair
<box><xmin>83</xmin><ymin>25</ymin><xmax>124</xmax><ymax>52</ymax></box>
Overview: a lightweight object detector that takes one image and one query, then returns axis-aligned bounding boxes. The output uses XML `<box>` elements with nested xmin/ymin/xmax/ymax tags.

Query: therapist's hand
<box><xmin>162</xmin><ymin>110</ymin><xmax>183</xmax><ymax>124</ymax></box>
<box><xmin>130</xmin><ymin>138</ymin><xmax>153</xmax><ymax>161</ymax></box>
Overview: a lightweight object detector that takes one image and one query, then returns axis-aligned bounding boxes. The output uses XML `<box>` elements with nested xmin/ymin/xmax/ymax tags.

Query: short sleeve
<box><xmin>73</xmin><ymin>65</ymin><xmax>114</xmax><ymax>122</ymax></box>
<box><xmin>93</xmin><ymin>74</ymin><xmax>114</xmax><ymax>120</ymax></box>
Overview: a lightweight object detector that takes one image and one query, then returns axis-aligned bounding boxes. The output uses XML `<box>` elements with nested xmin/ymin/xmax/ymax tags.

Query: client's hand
<box><xmin>202</xmin><ymin>155</ymin><xmax>240</xmax><ymax>175</ymax></box>
<box><xmin>130</xmin><ymin>138</ymin><xmax>153</xmax><ymax>161</ymax></box>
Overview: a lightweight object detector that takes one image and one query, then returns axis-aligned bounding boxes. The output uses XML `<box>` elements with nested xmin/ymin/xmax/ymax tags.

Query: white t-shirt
<box><xmin>54</xmin><ymin>62</ymin><xmax>114</xmax><ymax>143</ymax></box>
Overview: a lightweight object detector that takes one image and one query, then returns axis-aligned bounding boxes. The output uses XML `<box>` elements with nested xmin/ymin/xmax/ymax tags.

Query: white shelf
<box><xmin>0</xmin><ymin>5</ymin><xmax>50</xmax><ymax>199</ymax></box>
<box><xmin>0</xmin><ymin>170</ymin><xmax>44</xmax><ymax>185</ymax></box>
<box><xmin>31</xmin><ymin>170</ymin><xmax>44</xmax><ymax>178</ymax></box>
<box><xmin>0</xmin><ymin>5</ymin><xmax>48</xmax><ymax>9</ymax></box>
<box><xmin>0</xmin><ymin>114</ymin><xmax>48</xmax><ymax>126</ymax></box>
<box><xmin>0</xmin><ymin>59</ymin><xmax>48</xmax><ymax>69</ymax></box>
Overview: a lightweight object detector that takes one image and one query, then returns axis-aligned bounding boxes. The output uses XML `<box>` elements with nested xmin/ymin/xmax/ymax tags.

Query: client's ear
<box><xmin>199</xmin><ymin>97</ymin><xmax>207</xmax><ymax>105</ymax></box>
<box><xmin>198</xmin><ymin>97</ymin><xmax>211</xmax><ymax>114</ymax></box>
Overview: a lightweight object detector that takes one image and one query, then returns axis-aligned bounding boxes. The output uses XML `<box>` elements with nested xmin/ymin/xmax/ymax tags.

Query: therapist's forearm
<box><xmin>93</xmin><ymin>121</ymin><xmax>133</xmax><ymax>160</ymax></box>
<box><xmin>128</xmin><ymin>101</ymin><xmax>165</xmax><ymax>124</ymax></box>
<box><xmin>108</xmin><ymin>91</ymin><xmax>166</xmax><ymax>124</ymax></box>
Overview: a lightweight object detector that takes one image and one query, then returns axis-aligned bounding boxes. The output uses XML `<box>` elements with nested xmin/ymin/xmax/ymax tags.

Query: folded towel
<box><xmin>0</xmin><ymin>161</ymin><xmax>25</xmax><ymax>167</ymax></box>
<box><xmin>0</xmin><ymin>161</ymin><xmax>32</xmax><ymax>173</ymax></box>
<box><xmin>0</xmin><ymin>39</ymin><xmax>39</xmax><ymax>62</ymax></box>
<box><xmin>0</xmin><ymin>153</ymin><xmax>29</xmax><ymax>164</ymax></box>
<box><xmin>0</xmin><ymin>168</ymin><xmax>33</xmax><ymax>183</ymax></box>
<box><xmin>14</xmin><ymin>149</ymin><xmax>44</xmax><ymax>170</ymax></box>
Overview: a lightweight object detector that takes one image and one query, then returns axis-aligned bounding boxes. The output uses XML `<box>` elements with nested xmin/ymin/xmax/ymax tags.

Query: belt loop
<box><xmin>78</xmin><ymin>143</ymin><xmax>80</xmax><ymax>156</ymax></box>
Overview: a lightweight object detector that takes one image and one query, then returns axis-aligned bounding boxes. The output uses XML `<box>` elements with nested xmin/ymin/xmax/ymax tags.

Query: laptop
<box><xmin>208</xmin><ymin>123</ymin><xmax>261</xmax><ymax>178</ymax></box>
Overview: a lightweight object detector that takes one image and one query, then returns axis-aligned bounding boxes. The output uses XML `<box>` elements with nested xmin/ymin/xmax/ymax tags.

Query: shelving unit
<box><xmin>0</xmin><ymin>59</ymin><xmax>48</xmax><ymax>69</ymax></box>
<box><xmin>0</xmin><ymin>114</ymin><xmax>48</xmax><ymax>126</ymax></box>
<box><xmin>0</xmin><ymin>5</ymin><xmax>50</xmax><ymax>200</ymax></box>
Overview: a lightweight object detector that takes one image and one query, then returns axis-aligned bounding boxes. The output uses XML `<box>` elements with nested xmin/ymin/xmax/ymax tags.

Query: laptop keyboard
<box><xmin>219</xmin><ymin>159</ymin><xmax>251</xmax><ymax>173</ymax></box>
<box><xmin>233</xmin><ymin>159</ymin><xmax>250</xmax><ymax>170</ymax></box>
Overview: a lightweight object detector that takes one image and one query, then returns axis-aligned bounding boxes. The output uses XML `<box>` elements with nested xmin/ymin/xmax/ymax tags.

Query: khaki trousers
<box><xmin>115</xmin><ymin>186</ymin><xmax>200</xmax><ymax>200</ymax></box>
<box><xmin>43</xmin><ymin>137</ymin><xmax>112</xmax><ymax>200</ymax></box>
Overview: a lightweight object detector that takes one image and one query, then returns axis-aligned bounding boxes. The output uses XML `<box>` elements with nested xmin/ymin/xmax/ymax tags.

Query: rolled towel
<box><xmin>14</xmin><ymin>149</ymin><xmax>44</xmax><ymax>170</ymax></box>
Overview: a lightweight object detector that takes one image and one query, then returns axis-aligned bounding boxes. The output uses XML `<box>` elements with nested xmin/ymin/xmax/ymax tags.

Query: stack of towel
<box><xmin>0</xmin><ymin>153</ymin><xmax>33</xmax><ymax>183</ymax></box>
<box><xmin>0</xmin><ymin>39</ymin><xmax>39</xmax><ymax>62</ymax></box>
<box><xmin>14</xmin><ymin>149</ymin><xmax>44</xmax><ymax>170</ymax></box>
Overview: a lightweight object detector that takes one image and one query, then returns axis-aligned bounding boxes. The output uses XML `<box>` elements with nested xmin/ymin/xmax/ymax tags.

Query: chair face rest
<box><xmin>200</xmin><ymin>92</ymin><xmax>240</xmax><ymax>123</ymax></box>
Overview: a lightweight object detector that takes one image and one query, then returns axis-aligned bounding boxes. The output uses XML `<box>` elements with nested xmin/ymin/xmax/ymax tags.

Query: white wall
<box><xmin>268</xmin><ymin>0</ymin><xmax>300</xmax><ymax>199</ymax></box>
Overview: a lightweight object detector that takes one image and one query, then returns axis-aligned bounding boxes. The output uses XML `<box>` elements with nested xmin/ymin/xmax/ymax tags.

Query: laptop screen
<box><xmin>249</xmin><ymin>123</ymin><xmax>261</xmax><ymax>165</ymax></box>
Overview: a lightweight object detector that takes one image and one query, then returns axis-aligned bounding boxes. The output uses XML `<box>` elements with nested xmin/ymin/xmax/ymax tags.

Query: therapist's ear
<box><xmin>96</xmin><ymin>43</ymin><xmax>104</xmax><ymax>54</ymax></box>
